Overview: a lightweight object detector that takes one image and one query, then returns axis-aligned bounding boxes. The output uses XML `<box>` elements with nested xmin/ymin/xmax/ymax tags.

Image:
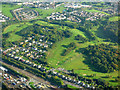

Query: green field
<box><xmin>67</xmin><ymin>84</ymin><xmax>78</xmax><ymax>89</ymax></box>
<box><xmin>2</xmin><ymin>4</ymin><xmax>21</xmax><ymax>18</ymax></box>
<box><xmin>3</xmin><ymin>19</ymin><xmax>118</xmax><ymax>86</ymax></box>
<box><xmin>3</xmin><ymin>22</ymin><xmax>33</xmax><ymax>42</ymax></box>
<box><xmin>44</xmin><ymin>21</ymin><xmax>118</xmax><ymax>86</ymax></box>
<box><xmin>29</xmin><ymin>82</ymin><xmax>35</xmax><ymax>89</ymax></box>
<box><xmin>109</xmin><ymin>16</ymin><xmax>120</xmax><ymax>22</ymax></box>
<box><xmin>85</xmin><ymin>9</ymin><xmax>110</xmax><ymax>15</ymax></box>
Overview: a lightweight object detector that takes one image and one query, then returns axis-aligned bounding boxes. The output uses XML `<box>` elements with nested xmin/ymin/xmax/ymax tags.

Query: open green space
<box><xmin>2</xmin><ymin>4</ymin><xmax>22</xmax><ymax>18</ymax></box>
<box><xmin>67</xmin><ymin>84</ymin><xmax>78</xmax><ymax>89</ymax></box>
<box><xmin>3</xmin><ymin>22</ymin><xmax>33</xmax><ymax>42</ymax></box>
<box><xmin>29</xmin><ymin>82</ymin><xmax>35</xmax><ymax>89</ymax></box>
<box><xmin>85</xmin><ymin>9</ymin><xmax>110</xmax><ymax>15</ymax></box>
<box><xmin>44</xmin><ymin>20</ymin><xmax>118</xmax><ymax>86</ymax></box>
<box><xmin>109</xmin><ymin>16</ymin><xmax>120</xmax><ymax>22</ymax></box>
<box><xmin>3</xmin><ymin>17</ymin><xmax>118</xmax><ymax>86</ymax></box>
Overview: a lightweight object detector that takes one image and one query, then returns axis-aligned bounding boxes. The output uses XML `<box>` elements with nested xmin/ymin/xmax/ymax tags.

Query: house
<box><xmin>12</xmin><ymin>51</ymin><xmax>16</xmax><ymax>54</ymax></box>
<box><xmin>44</xmin><ymin>44</ymin><xmax>48</xmax><ymax>48</ymax></box>
<box><xmin>26</xmin><ymin>53</ymin><xmax>31</xmax><ymax>56</ymax></box>
<box><xmin>28</xmin><ymin>37</ymin><xmax>32</xmax><ymax>40</ymax></box>
<box><xmin>16</xmin><ymin>49</ymin><xmax>19</xmax><ymax>52</ymax></box>
<box><xmin>25</xmin><ymin>60</ymin><xmax>29</xmax><ymax>63</ymax></box>
<box><xmin>91</xmin><ymin>86</ymin><xmax>95</xmax><ymax>89</ymax></box>
<box><xmin>82</xmin><ymin>83</ymin><xmax>85</xmax><ymax>87</ymax></box>
<box><xmin>73</xmin><ymin>79</ymin><xmax>76</xmax><ymax>83</ymax></box>
<box><xmin>42</xmin><ymin>50</ymin><xmax>46</xmax><ymax>53</ymax></box>
<box><xmin>65</xmin><ymin>77</ymin><xmax>68</xmax><ymax>80</ymax></box>
<box><xmin>4</xmin><ymin>74</ymin><xmax>8</xmax><ymax>77</ymax></box>
<box><xmin>77</xmin><ymin>81</ymin><xmax>81</xmax><ymax>84</ymax></box>
<box><xmin>62</xmin><ymin>75</ymin><xmax>65</xmax><ymax>78</ymax></box>
<box><xmin>29</xmin><ymin>43</ymin><xmax>32</xmax><ymax>46</ymax></box>
<box><xmin>25</xmin><ymin>40</ymin><xmax>28</xmax><ymax>42</ymax></box>
<box><xmin>37</xmin><ymin>65</ymin><xmax>41</xmax><ymax>68</ymax></box>
<box><xmin>40</xmin><ymin>44</ymin><xmax>43</xmax><ymax>46</ymax></box>
<box><xmin>20</xmin><ymin>42</ymin><xmax>24</xmax><ymax>45</ymax></box>
<box><xmin>68</xmin><ymin>78</ymin><xmax>72</xmax><ymax>81</ymax></box>
<box><xmin>33</xmin><ymin>41</ymin><xmax>36</xmax><ymax>44</ymax></box>
<box><xmin>21</xmin><ymin>59</ymin><xmax>25</xmax><ymax>62</ymax></box>
<box><xmin>34</xmin><ymin>48</ymin><xmax>37</xmax><ymax>50</ymax></box>
<box><xmin>53</xmin><ymin>71</ymin><xmax>57</xmax><ymax>75</ymax></box>
<box><xmin>0</xmin><ymin>66</ymin><xmax>8</xmax><ymax>72</ymax></box>
<box><xmin>86</xmin><ymin>84</ymin><xmax>90</xmax><ymax>88</ymax></box>
<box><xmin>14</xmin><ymin>56</ymin><xmax>18</xmax><ymax>59</ymax></box>
<box><xmin>41</xmin><ymin>35</ymin><xmax>44</xmax><ymax>38</ymax></box>
<box><xmin>28</xmin><ymin>61</ymin><xmax>32</xmax><ymax>65</ymax></box>
<box><xmin>8</xmin><ymin>53</ymin><xmax>11</xmax><ymax>56</ymax></box>
<box><xmin>39</xmin><ymin>39</ymin><xmax>43</xmax><ymax>42</ymax></box>
<box><xmin>33</xmin><ymin>64</ymin><xmax>37</xmax><ymax>67</ymax></box>
<box><xmin>22</xmin><ymin>48</ymin><xmax>26</xmax><ymax>51</ymax></box>
<box><xmin>11</xmin><ymin>54</ymin><xmax>14</xmax><ymax>57</ymax></box>
<box><xmin>18</xmin><ymin>57</ymin><xmax>22</xmax><ymax>60</ymax></box>
<box><xmin>25</xmin><ymin>50</ymin><xmax>29</xmax><ymax>53</ymax></box>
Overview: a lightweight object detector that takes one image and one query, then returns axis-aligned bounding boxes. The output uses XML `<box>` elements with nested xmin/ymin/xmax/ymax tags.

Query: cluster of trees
<box><xmin>41</xmin><ymin>19</ymin><xmax>96</xmax><ymax>41</ymax></box>
<box><xmin>61</xmin><ymin>42</ymin><xmax>76</xmax><ymax>56</ymax></box>
<box><xmin>98</xmin><ymin>21</ymin><xmax>118</xmax><ymax>43</ymax></box>
<box><xmin>16</xmin><ymin>24</ymin><xmax>72</xmax><ymax>43</ymax></box>
<box><xmin>75</xmin><ymin>34</ymin><xmax>88</xmax><ymax>42</ymax></box>
<box><xmin>47</xmin><ymin>76</ymin><xmax>64</xmax><ymax>86</ymax></box>
<box><xmin>81</xmin><ymin>44</ymin><xmax>118</xmax><ymax>73</ymax></box>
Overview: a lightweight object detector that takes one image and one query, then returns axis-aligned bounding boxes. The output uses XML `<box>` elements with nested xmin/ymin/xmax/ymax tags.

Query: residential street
<box><xmin>0</xmin><ymin>61</ymin><xmax>57</xmax><ymax>88</ymax></box>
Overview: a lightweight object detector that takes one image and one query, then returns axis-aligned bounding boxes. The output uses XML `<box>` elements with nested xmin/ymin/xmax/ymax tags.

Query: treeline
<box><xmin>75</xmin><ymin>34</ymin><xmax>88</xmax><ymax>42</ymax></box>
<box><xmin>16</xmin><ymin>24</ymin><xmax>72</xmax><ymax>43</ymax></box>
<box><xmin>61</xmin><ymin>42</ymin><xmax>76</xmax><ymax>56</ymax></box>
<box><xmin>40</xmin><ymin>19</ymin><xmax>96</xmax><ymax>41</ymax></box>
<box><xmin>47</xmin><ymin>76</ymin><xmax>64</xmax><ymax>86</ymax></box>
<box><xmin>78</xmin><ymin>44</ymin><xmax>118</xmax><ymax>73</ymax></box>
<box><xmin>98</xmin><ymin>21</ymin><xmax>118</xmax><ymax>43</ymax></box>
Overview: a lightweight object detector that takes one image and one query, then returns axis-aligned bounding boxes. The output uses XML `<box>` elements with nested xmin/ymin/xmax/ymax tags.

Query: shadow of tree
<box><xmin>76</xmin><ymin>48</ymin><xmax>106</xmax><ymax>73</ymax></box>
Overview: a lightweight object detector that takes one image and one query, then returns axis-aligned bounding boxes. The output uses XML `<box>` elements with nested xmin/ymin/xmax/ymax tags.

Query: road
<box><xmin>1</xmin><ymin>61</ymin><xmax>57</xmax><ymax>88</ymax></box>
<box><xmin>1</xmin><ymin>61</ymin><xmax>84</xmax><ymax>89</ymax></box>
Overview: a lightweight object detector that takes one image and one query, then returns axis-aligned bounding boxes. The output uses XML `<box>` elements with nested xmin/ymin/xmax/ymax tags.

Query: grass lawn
<box><xmin>3</xmin><ymin>22</ymin><xmax>33</xmax><ymax>42</ymax></box>
<box><xmin>2</xmin><ymin>4</ymin><xmax>22</xmax><ymax>18</ymax></box>
<box><xmin>29</xmin><ymin>82</ymin><xmax>35</xmax><ymax>89</ymax></box>
<box><xmin>85</xmin><ymin>9</ymin><xmax>110</xmax><ymax>15</ymax></box>
<box><xmin>7</xmin><ymin>33</ymin><xmax>22</xmax><ymax>42</ymax></box>
<box><xmin>46</xmin><ymin>21</ymin><xmax>118</xmax><ymax>86</ymax></box>
<box><xmin>67</xmin><ymin>84</ymin><xmax>78</xmax><ymax>89</ymax></box>
<box><xmin>109</xmin><ymin>16</ymin><xmax>120</xmax><ymax>22</ymax></box>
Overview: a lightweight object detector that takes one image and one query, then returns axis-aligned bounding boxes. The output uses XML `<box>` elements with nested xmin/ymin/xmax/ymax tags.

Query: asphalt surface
<box><xmin>1</xmin><ymin>61</ymin><xmax>57</xmax><ymax>88</ymax></box>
